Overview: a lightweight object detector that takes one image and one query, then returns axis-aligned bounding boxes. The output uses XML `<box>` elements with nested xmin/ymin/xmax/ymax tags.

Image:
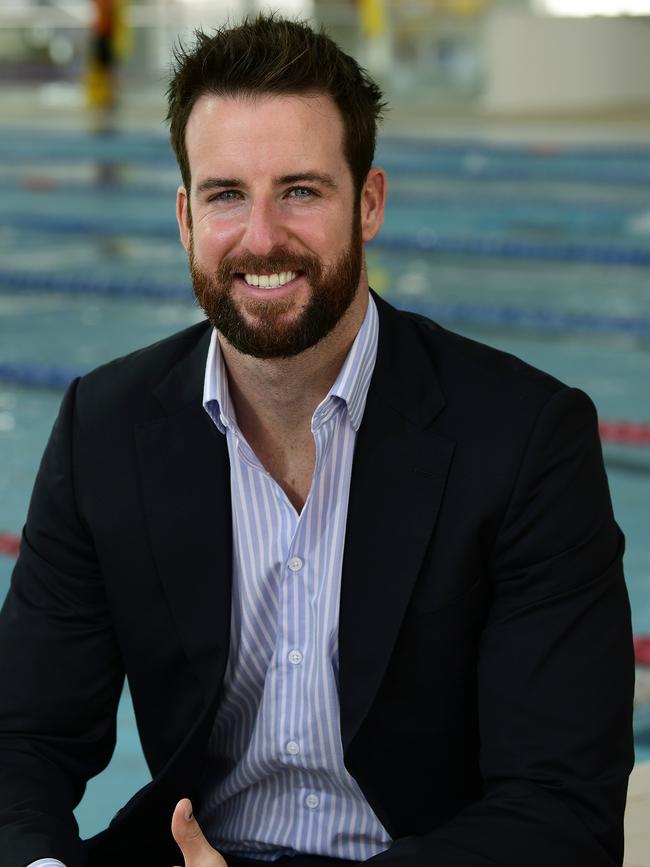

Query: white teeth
<box><xmin>244</xmin><ymin>271</ymin><xmax>297</xmax><ymax>288</ymax></box>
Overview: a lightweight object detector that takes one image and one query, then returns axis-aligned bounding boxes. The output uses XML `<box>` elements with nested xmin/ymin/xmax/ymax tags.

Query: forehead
<box><xmin>184</xmin><ymin>92</ymin><xmax>347</xmax><ymax>184</ymax></box>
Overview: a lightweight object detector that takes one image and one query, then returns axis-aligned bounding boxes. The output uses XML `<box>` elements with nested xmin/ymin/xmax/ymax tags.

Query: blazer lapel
<box><xmin>135</xmin><ymin>327</ymin><xmax>233</xmax><ymax>698</ymax></box>
<box><xmin>339</xmin><ymin>296</ymin><xmax>455</xmax><ymax>751</ymax></box>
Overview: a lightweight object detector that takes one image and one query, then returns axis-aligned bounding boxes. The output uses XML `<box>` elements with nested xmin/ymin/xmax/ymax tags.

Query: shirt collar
<box><xmin>202</xmin><ymin>330</ymin><xmax>233</xmax><ymax>435</ymax></box>
<box><xmin>323</xmin><ymin>293</ymin><xmax>378</xmax><ymax>431</ymax></box>
<box><xmin>202</xmin><ymin>294</ymin><xmax>379</xmax><ymax>434</ymax></box>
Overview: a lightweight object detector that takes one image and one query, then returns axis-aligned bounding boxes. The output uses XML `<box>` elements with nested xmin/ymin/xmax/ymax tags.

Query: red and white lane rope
<box><xmin>635</xmin><ymin>638</ymin><xmax>650</xmax><ymax>668</ymax></box>
<box><xmin>0</xmin><ymin>533</ymin><xmax>19</xmax><ymax>558</ymax></box>
<box><xmin>599</xmin><ymin>421</ymin><xmax>650</xmax><ymax>447</ymax></box>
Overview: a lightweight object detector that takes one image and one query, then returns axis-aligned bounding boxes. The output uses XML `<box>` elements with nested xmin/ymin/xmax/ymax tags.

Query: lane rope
<box><xmin>0</xmin><ymin>269</ymin><xmax>191</xmax><ymax>299</ymax></box>
<box><xmin>4</xmin><ymin>129</ymin><xmax>650</xmax><ymax>159</ymax></box>
<box><xmin>0</xmin><ymin>362</ymin><xmax>88</xmax><ymax>390</ymax></box>
<box><xmin>3</xmin><ymin>150</ymin><xmax>650</xmax><ymax>186</ymax></box>
<box><xmin>7</xmin><ymin>175</ymin><xmax>647</xmax><ymax>225</ymax></box>
<box><xmin>0</xmin><ymin>533</ymin><xmax>20</xmax><ymax>558</ymax></box>
<box><xmin>635</xmin><ymin>637</ymin><xmax>650</xmax><ymax>667</ymax></box>
<box><xmin>375</xmin><ymin>233</ymin><xmax>650</xmax><ymax>267</ymax></box>
<box><xmin>599</xmin><ymin>421</ymin><xmax>650</xmax><ymax>447</ymax></box>
<box><xmin>0</xmin><ymin>269</ymin><xmax>650</xmax><ymax>337</ymax></box>
<box><xmin>3</xmin><ymin>272</ymin><xmax>650</xmax><ymax>337</ymax></box>
<box><xmin>392</xmin><ymin>296</ymin><xmax>650</xmax><ymax>338</ymax></box>
<box><xmin>3</xmin><ymin>214</ymin><xmax>650</xmax><ymax>266</ymax></box>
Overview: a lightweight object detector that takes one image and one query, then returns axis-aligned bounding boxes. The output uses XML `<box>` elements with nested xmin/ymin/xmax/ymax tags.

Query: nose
<box><xmin>240</xmin><ymin>198</ymin><xmax>289</xmax><ymax>256</ymax></box>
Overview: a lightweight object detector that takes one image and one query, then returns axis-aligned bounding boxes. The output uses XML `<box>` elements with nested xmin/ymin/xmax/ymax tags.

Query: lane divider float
<box><xmin>1</xmin><ymin>272</ymin><xmax>650</xmax><ymax>338</ymax></box>
<box><xmin>2</xmin><ymin>214</ymin><xmax>650</xmax><ymax>266</ymax></box>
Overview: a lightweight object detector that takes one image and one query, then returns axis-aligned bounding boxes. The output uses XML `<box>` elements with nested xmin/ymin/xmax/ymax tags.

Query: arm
<box><xmin>371</xmin><ymin>387</ymin><xmax>634</xmax><ymax>867</ymax></box>
<box><xmin>0</xmin><ymin>380</ymin><xmax>124</xmax><ymax>867</ymax></box>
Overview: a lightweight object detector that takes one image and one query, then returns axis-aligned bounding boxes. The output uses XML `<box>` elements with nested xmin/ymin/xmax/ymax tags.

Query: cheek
<box><xmin>292</xmin><ymin>216</ymin><xmax>351</xmax><ymax>259</ymax></box>
<box><xmin>192</xmin><ymin>220</ymin><xmax>240</xmax><ymax>263</ymax></box>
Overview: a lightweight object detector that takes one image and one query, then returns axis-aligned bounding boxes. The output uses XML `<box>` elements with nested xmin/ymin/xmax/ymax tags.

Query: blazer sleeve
<box><xmin>370</xmin><ymin>387</ymin><xmax>635</xmax><ymax>867</ymax></box>
<box><xmin>0</xmin><ymin>379</ymin><xmax>124</xmax><ymax>867</ymax></box>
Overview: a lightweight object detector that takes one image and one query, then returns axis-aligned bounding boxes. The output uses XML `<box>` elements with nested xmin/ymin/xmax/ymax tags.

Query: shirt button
<box><xmin>286</xmin><ymin>741</ymin><xmax>300</xmax><ymax>756</ymax></box>
<box><xmin>288</xmin><ymin>650</ymin><xmax>303</xmax><ymax>665</ymax></box>
<box><xmin>288</xmin><ymin>557</ymin><xmax>303</xmax><ymax>572</ymax></box>
<box><xmin>305</xmin><ymin>794</ymin><xmax>320</xmax><ymax>809</ymax></box>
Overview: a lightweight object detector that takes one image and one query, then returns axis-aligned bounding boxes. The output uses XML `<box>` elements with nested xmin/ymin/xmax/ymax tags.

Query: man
<box><xmin>0</xmin><ymin>14</ymin><xmax>634</xmax><ymax>867</ymax></box>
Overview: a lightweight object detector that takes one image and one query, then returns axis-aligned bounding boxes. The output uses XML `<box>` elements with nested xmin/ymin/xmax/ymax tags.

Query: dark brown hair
<box><xmin>166</xmin><ymin>14</ymin><xmax>385</xmax><ymax>197</ymax></box>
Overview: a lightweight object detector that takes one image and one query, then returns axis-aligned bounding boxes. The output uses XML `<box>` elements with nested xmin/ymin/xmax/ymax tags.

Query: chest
<box><xmin>257</xmin><ymin>440</ymin><xmax>316</xmax><ymax>513</ymax></box>
<box><xmin>225</xmin><ymin>408</ymin><xmax>357</xmax><ymax>604</ymax></box>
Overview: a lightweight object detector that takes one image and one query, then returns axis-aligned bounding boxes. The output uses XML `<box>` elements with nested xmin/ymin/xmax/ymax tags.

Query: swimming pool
<box><xmin>1</xmin><ymin>127</ymin><xmax>649</xmax><ymax>835</ymax></box>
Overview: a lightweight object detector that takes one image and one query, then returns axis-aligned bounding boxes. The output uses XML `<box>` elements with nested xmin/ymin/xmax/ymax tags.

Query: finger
<box><xmin>171</xmin><ymin>798</ymin><xmax>219</xmax><ymax>866</ymax></box>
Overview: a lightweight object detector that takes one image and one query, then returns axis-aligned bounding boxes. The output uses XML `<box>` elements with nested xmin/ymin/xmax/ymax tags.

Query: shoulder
<box><xmin>374</xmin><ymin>295</ymin><xmax>597</xmax><ymax>447</ymax></box>
<box><xmin>73</xmin><ymin>320</ymin><xmax>211</xmax><ymax>425</ymax></box>
<box><xmin>382</xmin><ymin>296</ymin><xmax>569</xmax><ymax>408</ymax></box>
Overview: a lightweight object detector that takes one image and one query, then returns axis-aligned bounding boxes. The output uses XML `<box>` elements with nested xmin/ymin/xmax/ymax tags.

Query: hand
<box><xmin>171</xmin><ymin>798</ymin><xmax>229</xmax><ymax>867</ymax></box>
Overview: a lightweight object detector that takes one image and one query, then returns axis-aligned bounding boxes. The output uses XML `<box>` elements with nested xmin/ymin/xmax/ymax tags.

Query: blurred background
<box><xmin>1</xmin><ymin>0</ymin><xmax>650</xmax><ymax>843</ymax></box>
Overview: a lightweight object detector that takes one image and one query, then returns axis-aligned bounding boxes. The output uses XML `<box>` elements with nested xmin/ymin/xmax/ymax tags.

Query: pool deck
<box><xmin>626</xmin><ymin>761</ymin><xmax>650</xmax><ymax>866</ymax></box>
<box><xmin>3</xmin><ymin>82</ymin><xmax>650</xmax><ymax>144</ymax></box>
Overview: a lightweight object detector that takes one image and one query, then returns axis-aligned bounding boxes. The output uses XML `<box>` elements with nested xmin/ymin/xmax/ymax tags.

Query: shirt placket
<box><xmin>271</xmin><ymin>405</ymin><xmax>339</xmax><ymax>806</ymax></box>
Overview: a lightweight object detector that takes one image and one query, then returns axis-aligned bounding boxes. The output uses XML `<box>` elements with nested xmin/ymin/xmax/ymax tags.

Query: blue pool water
<box><xmin>1</xmin><ymin>129</ymin><xmax>649</xmax><ymax>836</ymax></box>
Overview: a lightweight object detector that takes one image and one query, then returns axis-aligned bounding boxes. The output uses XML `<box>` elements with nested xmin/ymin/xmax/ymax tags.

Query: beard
<box><xmin>189</xmin><ymin>218</ymin><xmax>363</xmax><ymax>359</ymax></box>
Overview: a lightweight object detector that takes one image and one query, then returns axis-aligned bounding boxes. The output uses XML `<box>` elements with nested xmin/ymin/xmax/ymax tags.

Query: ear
<box><xmin>360</xmin><ymin>167</ymin><xmax>386</xmax><ymax>243</ymax></box>
<box><xmin>176</xmin><ymin>184</ymin><xmax>191</xmax><ymax>252</ymax></box>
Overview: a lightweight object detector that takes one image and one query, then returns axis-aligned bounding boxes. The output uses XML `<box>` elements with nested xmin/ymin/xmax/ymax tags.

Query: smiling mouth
<box><xmin>239</xmin><ymin>271</ymin><xmax>299</xmax><ymax>289</ymax></box>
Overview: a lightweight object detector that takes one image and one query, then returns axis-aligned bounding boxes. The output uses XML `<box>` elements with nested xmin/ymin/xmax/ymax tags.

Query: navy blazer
<box><xmin>0</xmin><ymin>293</ymin><xmax>634</xmax><ymax>867</ymax></box>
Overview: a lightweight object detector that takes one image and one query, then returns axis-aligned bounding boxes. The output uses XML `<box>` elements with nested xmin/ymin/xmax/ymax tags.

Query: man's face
<box><xmin>176</xmin><ymin>92</ymin><xmax>384</xmax><ymax>358</ymax></box>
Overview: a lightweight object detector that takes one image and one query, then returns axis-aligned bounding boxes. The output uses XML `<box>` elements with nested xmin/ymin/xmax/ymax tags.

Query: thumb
<box><xmin>171</xmin><ymin>798</ymin><xmax>223</xmax><ymax>866</ymax></box>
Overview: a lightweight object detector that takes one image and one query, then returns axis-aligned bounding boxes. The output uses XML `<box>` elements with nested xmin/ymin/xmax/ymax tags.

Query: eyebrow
<box><xmin>278</xmin><ymin>172</ymin><xmax>338</xmax><ymax>189</ymax></box>
<box><xmin>195</xmin><ymin>171</ymin><xmax>338</xmax><ymax>195</ymax></box>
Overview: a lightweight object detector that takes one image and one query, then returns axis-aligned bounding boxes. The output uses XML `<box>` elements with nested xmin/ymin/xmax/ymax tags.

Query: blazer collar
<box><xmin>369</xmin><ymin>290</ymin><xmax>446</xmax><ymax>428</ymax></box>
<box><xmin>152</xmin><ymin>322</ymin><xmax>213</xmax><ymax>415</ymax></box>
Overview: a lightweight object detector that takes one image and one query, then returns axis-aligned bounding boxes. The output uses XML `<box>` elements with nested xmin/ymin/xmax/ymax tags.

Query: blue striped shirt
<box><xmin>198</xmin><ymin>296</ymin><xmax>391</xmax><ymax>861</ymax></box>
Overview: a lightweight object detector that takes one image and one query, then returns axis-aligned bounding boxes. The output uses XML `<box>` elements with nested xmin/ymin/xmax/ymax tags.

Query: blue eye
<box><xmin>287</xmin><ymin>187</ymin><xmax>317</xmax><ymax>199</ymax></box>
<box><xmin>208</xmin><ymin>190</ymin><xmax>241</xmax><ymax>203</ymax></box>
